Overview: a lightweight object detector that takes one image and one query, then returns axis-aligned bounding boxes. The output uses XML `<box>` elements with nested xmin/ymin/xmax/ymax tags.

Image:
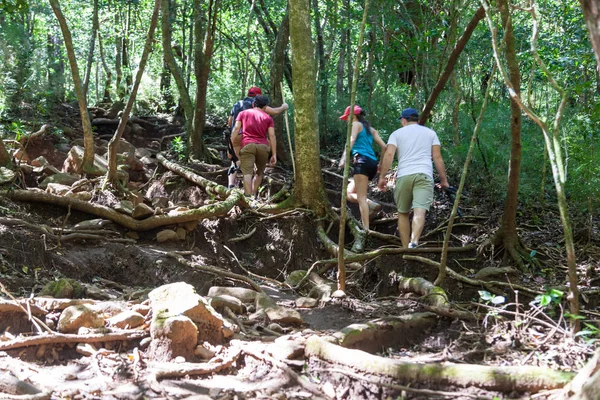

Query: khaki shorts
<box><xmin>240</xmin><ymin>143</ymin><xmax>270</xmax><ymax>175</ymax></box>
<box><xmin>393</xmin><ymin>173</ymin><xmax>434</xmax><ymax>213</ymax></box>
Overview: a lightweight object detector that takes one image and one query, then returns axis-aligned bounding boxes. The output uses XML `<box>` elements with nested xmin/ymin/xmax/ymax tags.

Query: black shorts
<box><xmin>352</xmin><ymin>154</ymin><xmax>378</xmax><ymax>180</ymax></box>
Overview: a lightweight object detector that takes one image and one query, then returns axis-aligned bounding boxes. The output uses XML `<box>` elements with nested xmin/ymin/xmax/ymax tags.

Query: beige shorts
<box><xmin>393</xmin><ymin>173</ymin><xmax>434</xmax><ymax>213</ymax></box>
<box><xmin>240</xmin><ymin>143</ymin><xmax>270</xmax><ymax>175</ymax></box>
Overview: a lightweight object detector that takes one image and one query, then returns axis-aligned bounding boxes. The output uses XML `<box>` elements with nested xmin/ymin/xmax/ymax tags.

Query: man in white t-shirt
<box><xmin>378</xmin><ymin>108</ymin><xmax>449</xmax><ymax>248</ymax></box>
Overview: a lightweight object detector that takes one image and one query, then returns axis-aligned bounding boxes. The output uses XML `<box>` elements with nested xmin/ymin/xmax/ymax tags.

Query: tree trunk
<box><xmin>336</xmin><ymin>33</ymin><xmax>346</xmax><ymax>100</ymax></box>
<box><xmin>312</xmin><ymin>0</ymin><xmax>328</xmax><ymax>143</ymax></box>
<box><xmin>49</xmin><ymin>0</ymin><xmax>95</xmax><ymax>173</ymax></box>
<box><xmin>106</xmin><ymin>0</ymin><xmax>161</xmax><ymax>185</ymax></box>
<box><xmin>83</xmin><ymin>0</ymin><xmax>99</xmax><ymax>100</ymax></box>
<box><xmin>191</xmin><ymin>0</ymin><xmax>220</xmax><ymax>160</ymax></box>
<box><xmin>97</xmin><ymin>32</ymin><xmax>112</xmax><ymax>104</ymax></box>
<box><xmin>115</xmin><ymin>11</ymin><xmax>123</xmax><ymax>99</ymax></box>
<box><xmin>46</xmin><ymin>27</ymin><xmax>65</xmax><ymax>107</ymax></box>
<box><xmin>270</xmin><ymin>11</ymin><xmax>291</xmax><ymax>165</ymax></box>
<box><xmin>579</xmin><ymin>0</ymin><xmax>600</xmax><ymax>70</ymax></box>
<box><xmin>289</xmin><ymin>0</ymin><xmax>329</xmax><ymax>213</ymax></box>
<box><xmin>492</xmin><ymin>0</ymin><xmax>528</xmax><ymax>270</ymax></box>
<box><xmin>161</xmin><ymin>0</ymin><xmax>194</xmax><ymax>136</ymax></box>
<box><xmin>419</xmin><ymin>6</ymin><xmax>484</xmax><ymax>125</ymax></box>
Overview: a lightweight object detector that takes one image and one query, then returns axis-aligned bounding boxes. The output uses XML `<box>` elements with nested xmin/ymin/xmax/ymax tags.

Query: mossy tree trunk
<box><xmin>288</xmin><ymin>0</ymin><xmax>329</xmax><ymax>214</ymax></box>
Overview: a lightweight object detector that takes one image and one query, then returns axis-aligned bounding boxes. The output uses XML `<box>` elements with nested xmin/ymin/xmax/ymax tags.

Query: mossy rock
<box><xmin>40</xmin><ymin>278</ymin><xmax>85</xmax><ymax>299</ymax></box>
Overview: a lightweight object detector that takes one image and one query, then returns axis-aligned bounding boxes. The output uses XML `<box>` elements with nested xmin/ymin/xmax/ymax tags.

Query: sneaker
<box><xmin>408</xmin><ymin>242</ymin><xmax>418</xmax><ymax>249</ymax></box>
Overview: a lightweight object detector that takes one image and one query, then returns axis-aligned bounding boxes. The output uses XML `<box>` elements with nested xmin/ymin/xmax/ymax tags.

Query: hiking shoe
<box><xmin>408</xmin><ymin>242</ymin><xmax>418</xmax><ymax>249</ymax></box>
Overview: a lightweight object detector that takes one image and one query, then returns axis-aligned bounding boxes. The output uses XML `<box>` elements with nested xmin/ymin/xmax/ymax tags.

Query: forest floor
<box><xmin>0</xmin><ymin>106</ymin><xmax>598</xmax><ymax>399</ymax></box>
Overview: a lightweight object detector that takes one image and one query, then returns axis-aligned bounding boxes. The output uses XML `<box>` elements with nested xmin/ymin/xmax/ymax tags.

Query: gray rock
<box><xmin>58</xmin><ymin>305</ymin><xmax>105</xmax><ymax>333</ymax></box>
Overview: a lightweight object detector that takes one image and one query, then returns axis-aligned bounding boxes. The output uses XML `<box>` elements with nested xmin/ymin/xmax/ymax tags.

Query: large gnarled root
<box><xmin>305</xmin><ymin>336</ymin><xmax>575</xmax><ymax>394</ymax></box>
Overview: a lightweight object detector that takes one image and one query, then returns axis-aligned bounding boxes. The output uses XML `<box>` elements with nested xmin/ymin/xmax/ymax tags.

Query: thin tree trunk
<box><xmin>270</xmin><ymin>11</ymin><xmax>291</xmax><ymax>165</ymax></box>
<box><xmin>49</xmin><ymin>0</ymin><xmax>95</xmax><ymax>173</ymax></box>
<box><xmin>419</xmin><ymin>6</ymin><xmax>484</xmax><ymax>125</ymax></box>
<box><xmin>47</xmin><ymin>27</ymin><xmax>65</xmax><ymax>107</ymax></box>
<box><xmin>191</xmin><ymin>0</ymin><xmax>219</xmax><ymax>159</ymax></box>
<box><xmin>312</xmin><ymin>0</ymin><xmax>328</xmax><ymax>142</ymax></box>
<box><xmin>336</xmin><ymin>33</ymin><xmax>346</xmax><ymax>100</ymax></box>
<box><xmin>115</xmin><ymin>11</ymin><xmax>123</xmax><ymax>99</ymax></box>
<box><xmin>494</xmin><ymin>0</ymin><xmax>525</xmax><ymax>269</ymax></box>
<box><xmin>97</xmin><ymin>32</ymin><xmax>112</xmax><ymax>103</ymax></box>
<box><xmin>106</xmin><ymin>0</ymin><xmax>161</xmax><ymax>184</ymax></box>
<box><xmin>161</xmin><ymin>0</ymin><xmax>194</xmax><ymax>135</ymax></box>
<box><xmin>83</xmin><ymin>0</ymin><xmax>99</xmax><ymax>100</ymax></box>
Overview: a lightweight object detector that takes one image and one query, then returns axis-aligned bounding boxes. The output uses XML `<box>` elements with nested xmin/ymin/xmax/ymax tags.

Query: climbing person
<box><xmin>230</xmin><ymin>95</ymin><xmax>277</xmax><ymax>197</ymax></box>
<box><xmin>377</xmin><ymin>107</ymin><xmax>449</xmax><ymax>248</ymax></box>
<box><xmin>225</xmin><ymin>86</ymin><xmax>288</xmax><ymax>189</ymax></box>
<box><xmin>339</xmin><ymin>105</ymin><xmax>386</xmax><ymax>232</ymax></box>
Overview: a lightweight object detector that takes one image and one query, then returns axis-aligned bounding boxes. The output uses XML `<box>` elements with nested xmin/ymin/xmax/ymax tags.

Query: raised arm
<box><xmin>265</xmin><ymin>103</ymin><xmax>289</xmax><ymax>116</ymax></box>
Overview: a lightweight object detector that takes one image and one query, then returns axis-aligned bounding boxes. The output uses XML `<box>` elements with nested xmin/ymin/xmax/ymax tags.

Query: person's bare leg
<box><xmin>411</xmin><ymin>208</ymin><xmax>427</xmax><ymax>245</ymax></box>
<box><xmin>353</xmin><ymin>174</ymin><xmax>370</xmax><ymax>231</ymax></box>
<box><xmin>346</xmin><ymin>179</ymin><xmax>358</xmax><ymax>204</ymax></box>
<box><xmin>398</xmin><ymin>212</ymin><xmax>411</xmax><ymax>248</ymax></box>
<box><xmin>243</xmin><ymin>175</ymin><xmax>253</xmax><ymax>196</ymax></box>
<box><xmin>252</xmin><ymin>173</ymin><xmax>263</xmax><ymax>195</ymax></box>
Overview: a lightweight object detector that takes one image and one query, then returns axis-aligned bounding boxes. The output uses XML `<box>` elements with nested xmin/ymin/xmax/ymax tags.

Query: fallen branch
<box><xmin>0</xmin><ymin>330</ymin><xmax>148</xmax><ymax>351</ymax></box>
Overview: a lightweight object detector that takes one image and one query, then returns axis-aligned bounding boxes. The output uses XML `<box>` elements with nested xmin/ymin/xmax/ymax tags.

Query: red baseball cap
<box><xmin>339</xmin><ymin>105</ymin><xmax>362</xmax><ymax>120</ymax></box>
<box><xmin>247</xmin><ymin>86</ymin><xmax>262</xmax><ymax>96</ymax></box>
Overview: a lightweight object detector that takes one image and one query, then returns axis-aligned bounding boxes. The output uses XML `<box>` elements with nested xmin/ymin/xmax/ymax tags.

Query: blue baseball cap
<box><xmin>399</xmin><ymin>108</ymin><xmax>419</xmax><ymax>120</ymax></box>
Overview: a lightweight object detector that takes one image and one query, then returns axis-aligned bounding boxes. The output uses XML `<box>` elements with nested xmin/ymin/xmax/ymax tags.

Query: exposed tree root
<box><xmin>398</xmin><ymin>277</ymin><xmax>480</xmax><ymax>320</ymax></box>
<box><xmin>3</xmin><ymin>189</ymin><xmax>246</xmax><ymax>231</ymax></box>
<box><xmin>305</xmin><ymin>336</ymin><xmax>575</xmax><ymax>393</ymax></box>
<box><xmin>156</xmin><ymin>153</ymin><xmax>230</xmax><ymax>199</ymax></box>
<box><xmin>312</xmin><ymin>367</ymin><xmax>486</xmax><ymax>399</ymax></box>
<box><xmin>0</xmin><ymin>330</ymin><xmax>148</xmax><ymax>351</ymax></box>
<box><xmin>403</xmin><ymin>254</ymin><xmax>542</xmax><ymax>297</ymax></box>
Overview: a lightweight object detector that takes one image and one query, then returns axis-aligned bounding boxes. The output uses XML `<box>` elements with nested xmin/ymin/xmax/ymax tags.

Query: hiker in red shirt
<box><xmin>230</xmin><ymin>95</ymin><xmax>277</xmax><ymax>197</ymax></box>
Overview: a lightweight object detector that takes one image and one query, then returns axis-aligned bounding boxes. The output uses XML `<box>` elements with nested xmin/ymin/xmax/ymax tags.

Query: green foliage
<box><xmin>531</xmin><ymin>288</ymin><xmax>563</xmax><ymax>310</ymax></box>
<box><xmin>478</xmin><ymin>290</ymin><xmax>506</xmax><ymax>305</ymax></box>
<box><xmin>171</xmin><ymin>136</ymin><xmax>188</xmax><ymax>161</ymax></box>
